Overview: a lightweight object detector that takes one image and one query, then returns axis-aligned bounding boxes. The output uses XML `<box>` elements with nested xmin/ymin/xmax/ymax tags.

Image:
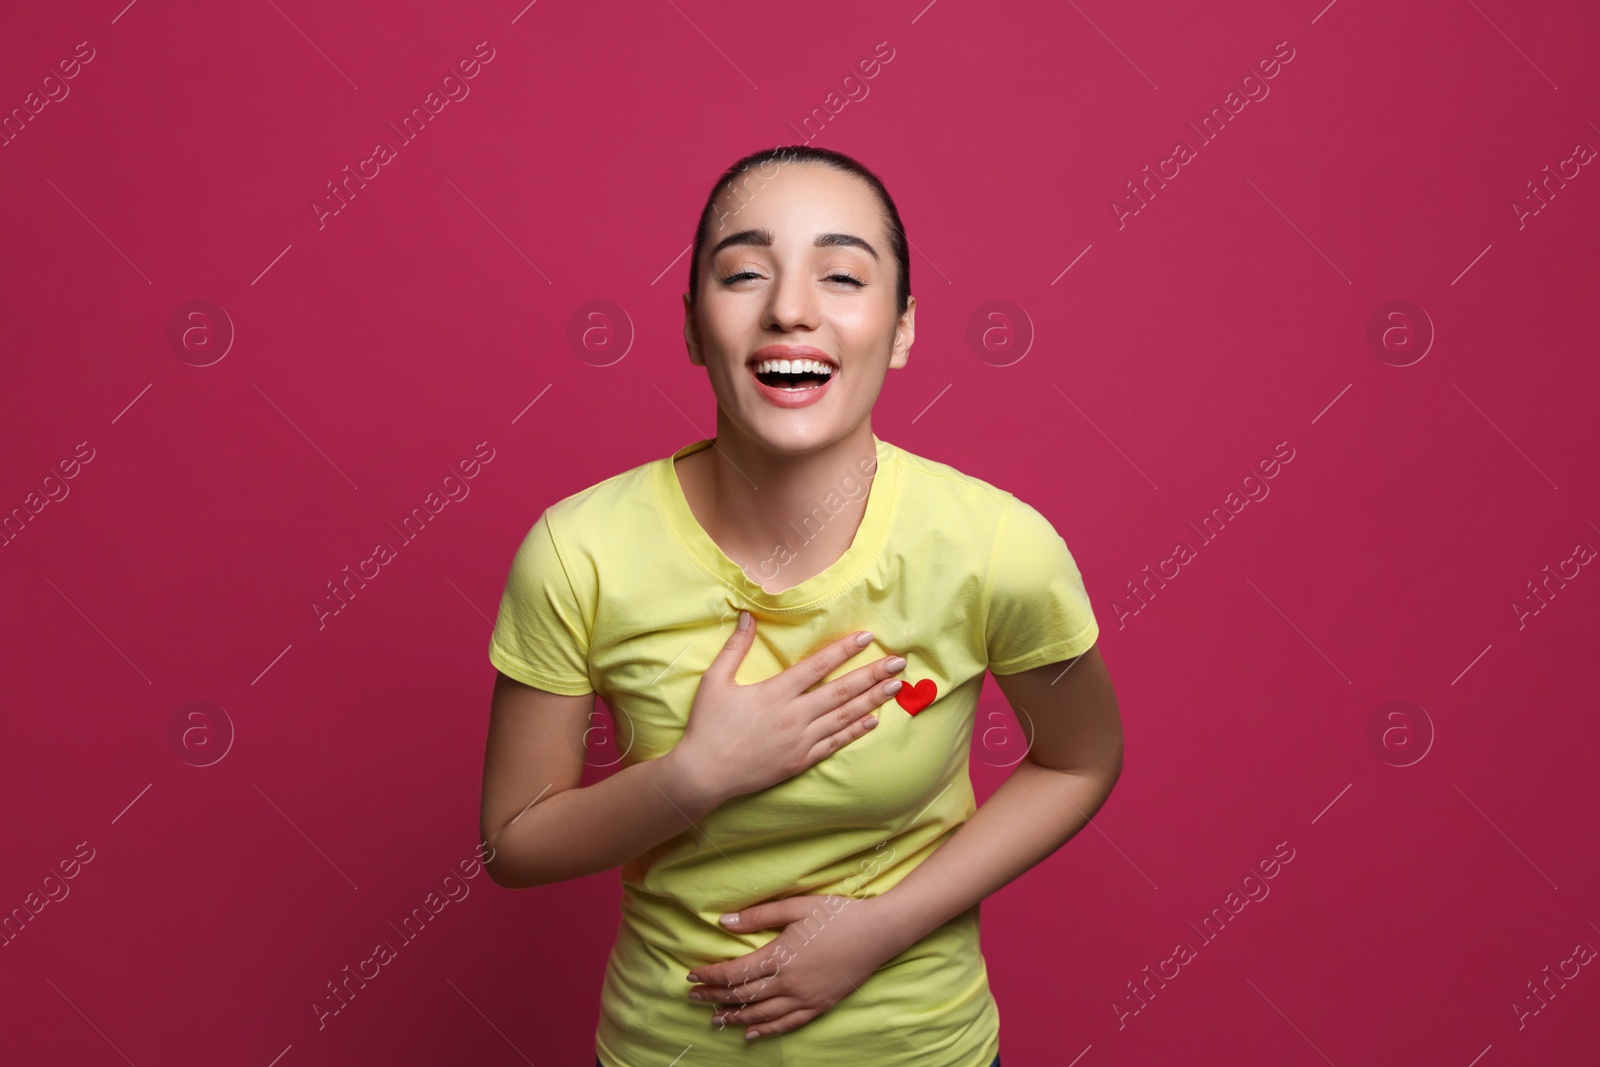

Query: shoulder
<box><xmin>537</xmin><ymin>452</ymin><xmax>663</xmax><ymax>538</ymax></box>
<box><xmin>886</xmin><ymin>439</ymin><xmax>1016</xmax><ymax>523</ymax></box>
<box><xmin>884</xmin><ymin>441</ymin><xmax>1085</xmax><ymax>587</ymax></box>
<box><xmin>504</xmin><ymin>452</ymin><xmax>668</xmax><ymax>589</ymax></box>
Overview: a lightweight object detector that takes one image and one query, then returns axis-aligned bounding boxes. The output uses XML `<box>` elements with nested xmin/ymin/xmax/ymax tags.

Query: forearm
<box><xmin>871</xmin><ymin>758</ymin><xmax>1119</xmax><ymax>957</ymax></box>
<box><xmin>486</xmin><ymin>749</ymin><xmax>725</xmax><ymax>888</ymax></box>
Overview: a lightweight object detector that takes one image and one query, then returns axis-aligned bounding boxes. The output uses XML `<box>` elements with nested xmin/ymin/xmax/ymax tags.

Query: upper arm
<box><xmin>984</xmin><ymin>496</ymin><xmax>1100</xmax><ymax>674</ymax></box>
<box><xmin>487</xmin><ymin>510</ymin><xmax>596</xmax><ymax>695</ymax></box>
<box><xmin>479</xmin><ymin>670</ymin><xmax>596</xmax><ymax>854</ymax></box>
<box><xmin>992</xmin><ymin>645</ymin><xmax>1122</xmax><ymax>779</ymax></box>
<box><xmin>481</xmin><ymin>508</ymin><xmax>600</xmax><ymax>873</ymax></box>
<box><xmin>982</xmin><ymin>494</ymin><xmax>1117</xmax><ymax>776</ymax></box>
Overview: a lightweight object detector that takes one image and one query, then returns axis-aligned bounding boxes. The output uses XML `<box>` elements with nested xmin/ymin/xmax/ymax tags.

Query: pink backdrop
<box><xmin>3</xmin><ymin>1</ymin><xmax>1597</xmax><ymax>1064</ymax></box>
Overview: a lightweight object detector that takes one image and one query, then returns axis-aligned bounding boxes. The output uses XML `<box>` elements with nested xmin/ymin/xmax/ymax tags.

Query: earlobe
<box><xmin>889</xmin><ymin>300</ymin><xmax>915</xmax><ymax>369</ymax></box>
<box><xmin>682</xmin><ymin>293</ymin><xmax>703</xmax><ymax>366</ymax></box>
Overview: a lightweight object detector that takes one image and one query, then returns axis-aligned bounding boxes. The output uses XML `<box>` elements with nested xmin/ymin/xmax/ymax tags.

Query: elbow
<box><xmin>480</xmin><ymin>827</ymin><xmax>534</xmax><ymax>890</ymax></box>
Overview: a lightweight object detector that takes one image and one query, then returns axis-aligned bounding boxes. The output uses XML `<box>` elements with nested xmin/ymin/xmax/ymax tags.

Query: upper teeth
<box><xmin>753</xmin><ymin>358</ymin><xmax>833</xmax><ymax>376</ymax></box>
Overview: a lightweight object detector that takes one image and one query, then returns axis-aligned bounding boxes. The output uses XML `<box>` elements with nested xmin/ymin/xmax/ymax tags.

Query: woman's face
<box><xmin>684</xmin><ymin>162</ymin><xmax>915</xmax><ymax>456</ymax></box>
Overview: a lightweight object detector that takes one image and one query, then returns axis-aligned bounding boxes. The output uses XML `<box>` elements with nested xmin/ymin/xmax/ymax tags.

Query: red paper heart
<box><xmin>895</xmin><ymin>678</ymin><xmax>938</xmax><ymax>716</ymax></box>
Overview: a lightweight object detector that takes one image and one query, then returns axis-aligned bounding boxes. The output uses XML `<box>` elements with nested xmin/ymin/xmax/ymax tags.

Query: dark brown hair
<box><xmin>687</xmin><ymin>145</ymin><xmax>910</xmax><ymax>318</ymax></box>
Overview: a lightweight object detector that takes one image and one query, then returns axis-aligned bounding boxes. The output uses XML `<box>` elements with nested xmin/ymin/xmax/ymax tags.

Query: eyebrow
<box><xmin>709</xmin><ymin>228</ymin><xmax>881</xmax><ymax>262</ymax></box>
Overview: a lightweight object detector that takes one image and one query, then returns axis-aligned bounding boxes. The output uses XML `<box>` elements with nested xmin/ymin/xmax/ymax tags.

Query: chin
<box><xmin>733</xmin><ymin>410</ymin><xmax>854</xmax><ymax>456</ymax></box>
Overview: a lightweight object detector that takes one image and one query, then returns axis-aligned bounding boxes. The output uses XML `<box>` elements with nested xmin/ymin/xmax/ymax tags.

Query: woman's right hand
<box><xmin>669</xmin><ymin>611</ymin><xmax>907</xmax><ymax>806</ymax></box>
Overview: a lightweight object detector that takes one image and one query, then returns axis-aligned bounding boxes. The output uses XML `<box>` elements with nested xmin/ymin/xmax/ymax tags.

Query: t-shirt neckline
<box><xmin>654</xmin><ymin>434</ymin><xmax>900</xmax><ymax>611</ymax></box>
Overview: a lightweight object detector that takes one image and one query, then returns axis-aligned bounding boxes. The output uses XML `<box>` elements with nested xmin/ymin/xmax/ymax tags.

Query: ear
<box><xmin>683</xmin><ymin>291</ymin><xmax>705</xmax><ymax>367</ymax></box>
<box><xmin>887</xmin><ymin>295</ymin><xmax>915</xmax><ymax>370</ymax></box>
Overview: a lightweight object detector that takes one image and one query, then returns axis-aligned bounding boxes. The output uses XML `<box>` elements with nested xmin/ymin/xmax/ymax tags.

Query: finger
<box><xmin>693</xmin><ymin>971</ymin><xmax>780</xmax><ymax>1006</ymax></box>
<box><xmin>795</xmin><ymin>652</ymin><xmax>907</xmax><ymax>722</ymax></box>
<box><xmin>711</xmin><ymin>995</ymin><xmax>804</xmax><ymax>1028</ymax></box>
<box><xmin>703</xmin><ymin>610</ymin><xmax>756</xmax><ymax>685</ymax></box>
<box><xmin>773</xmin><ymin>628</ymin><xmax>878</xmax><ymax>699</ymax></box>
<box><xmin>802</xmin><ymin>675</ymin><xmax>903</xmax><ymax>760</ymax></box>
<box><xmin>743</xmin><ymin>1007</ymin><xmax>819</xmax><ymax>1038</ymax></box>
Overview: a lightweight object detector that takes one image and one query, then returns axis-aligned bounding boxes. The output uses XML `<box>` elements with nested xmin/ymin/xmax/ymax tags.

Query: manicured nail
<box><xmin>855</xmin><ymin>631</ymin><xmax>874</xmax><ymax>647</ymax></box>
<box><xmin>720</xmin><ymin>912</ymin><xmax>739</xmax><ymax>925</ymax></box>
<box><xmin>884</xmin><ymin>680</ymin><xmax>903</xmax><ymax>694</ymax></box>
<box><xmin>886</xmin><ymin>656</ymin><xmax>907</xmax><ymax>671</ymax></box>
<box><xmin>863</xmin><ymin>715</ymin><xmax>878</xmax><ymax>728</ymax></box>
<box><xmin>746</xmin><ymin>1030</ymin><xmax>759</xmax><ymax>1040</ymax></box>
<box><xmin>738</xmin><ymin>610</ymin><xmax>750</xmax><ymax>630</ymax></box>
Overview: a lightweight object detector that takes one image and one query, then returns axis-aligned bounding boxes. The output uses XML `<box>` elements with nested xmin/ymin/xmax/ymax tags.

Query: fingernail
<box><xmin>738</xmin><ymin>611</ymin><xmax>750</xmax><ymax>631</ymax></box>
<box><xmin>887</xmin><ymin>656</ymin><xmax>907</xmax><ymax>671</ymax></box>
<box><xmin>863</xmin><ymin>715</ymin><xmax>878</xmax><ymax>728</ymax></box>
<box><xmin>855</xmin><ymin>631</ymin><xmax>874</xmax><ymax>647</ymax></box>
<box><xmin>884</xmin><ymin>680</ymin><xmax>903</xmax><ymax>694</ymax></box>
<box><xmin>719</xmin><ymin>912</ymin><xmax>739</xmax><ymax>925</ymax></box>
<box><xmin>689</xmin><ymin>990</ymin><xmax>704</xmax><ymax>1000</ymax></box>
<box><xmin>746</xmin><ymin>1030</ymin><xmax>759</xmax><ymax>1040</ymax></box>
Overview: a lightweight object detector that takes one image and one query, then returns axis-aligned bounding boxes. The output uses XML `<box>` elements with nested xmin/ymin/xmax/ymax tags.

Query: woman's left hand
<box><xmin>685</xmin><ymin>894</ymin><xmax>903</xmax><ymax>1039</ymax></box>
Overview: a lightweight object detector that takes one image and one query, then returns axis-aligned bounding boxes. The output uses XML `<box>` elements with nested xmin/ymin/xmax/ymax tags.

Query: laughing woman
<box><xmin>478</xmin><ymin>145</ymin><xmax>1123</xmax><ymax>1067</ymax></box>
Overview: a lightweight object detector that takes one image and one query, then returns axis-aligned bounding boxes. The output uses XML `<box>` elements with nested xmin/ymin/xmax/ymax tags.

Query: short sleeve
<box><xmin>984</xmin><ymin>495</ymin><xmax>1099</xmax><ymax>674</ymax></box>
<box><xmin>487</xmin><ymin>509</ymin><xmax>595</xmax><ymax>695</ymax></box>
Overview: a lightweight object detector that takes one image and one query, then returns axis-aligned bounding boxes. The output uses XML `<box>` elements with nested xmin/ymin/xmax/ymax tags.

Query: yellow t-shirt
<box><xmin>488</xmin><ymin>433</ymin><xmax>1099</xmax><ymax>1067</ymax></box>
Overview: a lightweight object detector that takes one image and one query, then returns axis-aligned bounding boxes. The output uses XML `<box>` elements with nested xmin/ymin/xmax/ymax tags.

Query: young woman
<box><xmin>479</xmin><ymin>145</ymin><xmax>1123</xmax><ymax>1067</ymax></box>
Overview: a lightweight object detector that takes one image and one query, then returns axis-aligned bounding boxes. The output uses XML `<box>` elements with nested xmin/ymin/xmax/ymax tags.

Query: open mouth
<box><xmin>749</xmin><ymin>357</ymin><xmax>836</xmax><ymax>391</ymax></box>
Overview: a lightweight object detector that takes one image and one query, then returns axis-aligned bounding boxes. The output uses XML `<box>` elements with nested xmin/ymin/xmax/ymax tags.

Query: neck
<box><xmin>690</xmin><ymin>417</ymin><xmax>881</xmax><ymax>591</ymax></box>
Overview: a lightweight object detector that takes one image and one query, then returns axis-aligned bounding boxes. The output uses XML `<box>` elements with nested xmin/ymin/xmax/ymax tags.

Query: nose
<box><xmin>761</xmin><ymin>267</ymin><xmax>821</xmax><ymax>334</ymax></box>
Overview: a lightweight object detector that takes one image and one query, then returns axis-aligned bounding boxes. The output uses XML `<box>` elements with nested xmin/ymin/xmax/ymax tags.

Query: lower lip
<box><xmin>747</xmin><ymin>364</ymin><xmax>835</xmax><ymax>408</ymax></box>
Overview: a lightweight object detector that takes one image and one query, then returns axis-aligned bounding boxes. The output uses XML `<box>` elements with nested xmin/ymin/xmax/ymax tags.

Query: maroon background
<box><xmin>3</xmin><ymin>1</ymin><xmax>1598</xmax><ymax>1064</ymax></box>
